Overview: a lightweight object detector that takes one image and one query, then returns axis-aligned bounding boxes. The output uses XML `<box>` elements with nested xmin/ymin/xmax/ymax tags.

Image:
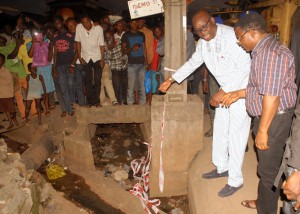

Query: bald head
<box><xmin>192</xmin><ymin>9</ymin><xmax>210</xmax><ymax>25</ymax></box>
<box><xmin>192</xmin><ymin>9</ymin><xmax>217</xmax><ymax>41</ymax></box>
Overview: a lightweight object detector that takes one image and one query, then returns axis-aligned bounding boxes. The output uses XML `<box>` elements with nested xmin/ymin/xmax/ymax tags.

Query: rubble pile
<box><xmin>0</xmin><ymin>138</ymin><xmax>92</xmax><ymax>214</ymax></box>
<box><xmin>0</xmin><ymin>138</ymin><xmax>50</xmax><ymax>214</ymax></box>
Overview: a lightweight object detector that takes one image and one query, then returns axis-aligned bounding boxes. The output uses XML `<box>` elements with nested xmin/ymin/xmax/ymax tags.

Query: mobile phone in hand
<box><xmin>34</xmin><ymin>33</ymin><xmax>43</xmax><ymax>42</ymax></box>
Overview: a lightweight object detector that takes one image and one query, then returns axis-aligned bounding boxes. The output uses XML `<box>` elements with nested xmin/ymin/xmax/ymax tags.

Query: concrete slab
<box><xmin>188</xmin><ymin>113</ymin><xmax>259</xmax><ymax>214</ymax></box>
<box><xmin>150</xmin><ymin>95</ymin><xmax>203</xmax><ymax>197</ymax></box>
<box><xmin>67</xmin><ymin>163</ymin><xmax>146</xmax><ymax>214</ymax></box>
<box><xmin>64</xmin><ymin>136</ymin><xmax>95</xmax><ymax>171</ymax></box>
<box><xmin>76</xmin><ymin>105</ymin><xmax>151</xmax><ymax>126</ymax></box>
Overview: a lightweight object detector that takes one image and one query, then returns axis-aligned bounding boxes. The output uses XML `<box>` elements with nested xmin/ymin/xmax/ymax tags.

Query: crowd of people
<box><xmin>2</xmin><ymin>7</ymin><xmax>300</xmax><ymax>214</ymax></box>
<box><xmin>0</xmin><ymin>14</ymin><xmax>165</xmax><ymax>127</ymax></box>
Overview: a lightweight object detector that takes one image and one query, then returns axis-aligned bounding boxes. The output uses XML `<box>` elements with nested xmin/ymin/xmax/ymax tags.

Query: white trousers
<box><xmin>212</xmin><ymin>99</ymin><xmax>251</xmax><ymax>187</ymax></box>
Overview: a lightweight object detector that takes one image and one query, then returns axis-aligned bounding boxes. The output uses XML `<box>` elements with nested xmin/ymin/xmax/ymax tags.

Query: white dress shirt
<box><xmin>75</xmin><ymin>23</ymin><xmax>105</xmax><ymax>63</ymax></box>
<box><xmin>173</xmin><ymin>24</ymin><xmax>251</xmax><ymax>93</ymax></box>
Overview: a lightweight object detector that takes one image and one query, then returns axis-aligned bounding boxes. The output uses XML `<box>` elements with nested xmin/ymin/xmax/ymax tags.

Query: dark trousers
<box><xmin>53</xmin><ymin>77</ymin><xmax>66</xmax><ymax>112</ymax></box>
<box><xmin>191</xmin><ymin>66</ymin><xmax>201</xmax><ymax>95</ymax></box>
<box><xmin>112</xmin><ymin>69</ymin><xmax>128</xmax><ymax>104</ymax></box>
<box><xmin>84</xmin><ymin>60</ymin><xmax>102</xmax><ymax>105</ymax></box>
<box><xmin>75</xmin><ymin>64</ymin><xmax>86</xmax><ymax>106</ymax></box>
<box><xmin>253</xmin><ymin>111</ymin><xmax>294</xmax><ymax>214</ymax></box>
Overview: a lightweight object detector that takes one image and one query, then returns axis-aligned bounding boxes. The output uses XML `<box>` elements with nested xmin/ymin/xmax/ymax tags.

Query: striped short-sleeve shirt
<box><xmin>246</xmin><ymin>35</ymin><xmax>297</xmax><ymax>117</ymax></box>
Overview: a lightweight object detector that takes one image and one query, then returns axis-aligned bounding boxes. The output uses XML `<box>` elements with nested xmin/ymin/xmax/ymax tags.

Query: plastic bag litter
<box><xmin>144</xmin><ymin>71</ymin><xmax>152</xmax><ymax>94</ymax></box>
<box><xmin>46</xmin><ymin>164</ymin><xmax>66</xmax><ymax>180</ymax></box>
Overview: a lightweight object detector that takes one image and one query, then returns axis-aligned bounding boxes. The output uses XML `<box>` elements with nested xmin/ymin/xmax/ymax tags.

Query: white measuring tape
<box><xmin>159</xmin><ymin>101</ymin><xmax>166</xmax><ymax>193</ymax></box>
<box><xmin>164</xmin><ymin>67</ymin><xmax>177</xmax><ymax>72</ymax></box>
<box><xmin>130</xmin><ymin>183</ymin><xmax>161</xmax><ymax>214</ymax></box>
<box><xmin>130</xmin><ymin>142</ymin><xmax>161</xmax><ymax>213</ymax></box>
<box><xmin>130</xmin><ymin>99</ymin><xmax>168</xmax><ymax>213</ymax></box>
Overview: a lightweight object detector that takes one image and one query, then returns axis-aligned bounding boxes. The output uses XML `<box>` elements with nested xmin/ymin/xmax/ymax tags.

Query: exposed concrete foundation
<box><xmin>21</xmin><ymin>133</ymin><xmax>55</xmax><ymax>170</ymax></box>
<box><xmin>0</xmin><ymin>138</ymin><xmax>89</xmax><ymax>214</ymax></box>
<box><xmin>63</xmin><ymin>105</ymin><xmax>153</xmax><ymax>213</ymax></box>
<box><xmin>64</xmin><ymin>105</ymin><xmax>151</xmax><ymax>171</ymax></box>
<box><xmin>150</xmin><ymin>95</ymin><xmax>203</xmax><ymax>197</ymax></box>
<box><xmin>66</xmin><ymin>162</ymin><xmax>146</xmax><ymax>214</ymax></box>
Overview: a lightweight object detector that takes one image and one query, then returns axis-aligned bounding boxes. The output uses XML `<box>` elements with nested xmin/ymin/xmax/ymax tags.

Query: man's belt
<box><xmin>276</xmin><ymin>108</ymin><xmax>294</xmax><ymax>115</ymax></box>
<box><xmin>255</xmin><ymin>108</ymin><xmax>294</xmax><ymax>118</ymax></box>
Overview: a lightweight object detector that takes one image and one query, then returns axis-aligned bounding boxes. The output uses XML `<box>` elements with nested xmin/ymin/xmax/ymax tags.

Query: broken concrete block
<box><xmin>123</xmin><ymin>139</ymin><xmax>131</xmax><ymax>147</ymax></box>
<box><xmin>0</xmin><ymin>139</ymin><xmax>7</xmax><ymax>162</ymax></box>
<box><xmin>112</xmin><ymin>169</ymin><xmax>128</xmax><ymax>181</ymax></box>
<box><xmin>171</xmin><ymin>208</ymin><xmax>184</xmax><ymax>214</ymax></box>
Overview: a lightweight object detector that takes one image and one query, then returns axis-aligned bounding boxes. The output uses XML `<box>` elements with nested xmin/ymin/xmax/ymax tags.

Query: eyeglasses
<box><xmin>236</xmin><ymin>30</ymin><xmax>251</xmax><ymax>45</ymax></box>
<box><xmin>193</xmin><ymin>16</ymin><xmax>211</xmax><ymax>34</ymax></box>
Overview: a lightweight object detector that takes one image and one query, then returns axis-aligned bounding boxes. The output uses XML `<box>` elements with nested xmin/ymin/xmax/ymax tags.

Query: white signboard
<box><xmin>128</xmin><ymin>0</ymin><xmax>164</xmax><ymax>19</ymax></box>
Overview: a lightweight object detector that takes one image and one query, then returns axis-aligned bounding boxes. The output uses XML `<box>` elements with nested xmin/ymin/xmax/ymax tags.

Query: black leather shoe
<box><xmin>218</xmin><ymin>184</ymin><xmax>243</xmax><ymax>197</ymax></box>
<box><xmin>202</xmin><ymin>169</ymin><xmax>229</xmax><ymax>179</ymax></box>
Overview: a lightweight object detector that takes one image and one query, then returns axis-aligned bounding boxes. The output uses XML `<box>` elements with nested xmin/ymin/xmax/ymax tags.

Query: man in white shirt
<box><xmin>75</xmin><ymin>14</ymin><xmax>105</xmax><ymax>107</ymax></box>
<box><xmin>159</xmin><ymin>9</ymin><xmax>251</xmax><ymax>197</ymax></box>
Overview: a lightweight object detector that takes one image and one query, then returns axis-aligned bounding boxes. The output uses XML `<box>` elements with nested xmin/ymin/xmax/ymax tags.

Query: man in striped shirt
<box><xmin>222</xmin><ymin>13</ymin><xmax>297</xmax><ymax>213</ymax></box>
<box><xmin>159</xmin><ymin>9</ymin><xmax>251</xmax><ymax>197</ymax></box>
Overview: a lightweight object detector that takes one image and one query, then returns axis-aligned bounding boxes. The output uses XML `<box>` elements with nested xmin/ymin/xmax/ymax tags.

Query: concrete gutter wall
<box><xmin>150</xmin><ymin>95</ymin><xmax>203</xmax><ymax>197</ymax></box>
<box><xmin>21</xmin><ymin>133</ymin><xmax>55</xmax><ymax>170</ymax></box>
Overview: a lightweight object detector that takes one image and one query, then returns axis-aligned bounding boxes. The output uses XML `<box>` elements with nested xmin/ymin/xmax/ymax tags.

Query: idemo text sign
<box><xmin>128</xmin><ymin>0</ymin><xmax>164</xmax><ymax>19</ymax></box>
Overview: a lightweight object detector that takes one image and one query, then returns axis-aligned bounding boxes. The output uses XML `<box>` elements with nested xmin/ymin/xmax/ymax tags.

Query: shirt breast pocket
<box><xmin>216</xmin><ymin>53</ymin><xmax>231</xmax><ymax>71</ymax></box>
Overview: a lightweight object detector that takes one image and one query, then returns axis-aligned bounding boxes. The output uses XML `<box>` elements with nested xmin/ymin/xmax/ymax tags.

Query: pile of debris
<box><xmin>90</xmin><ymin>124</ymin><xmax>189</xmax><ymax>214</ymax></box>
<box><xmin>0</xmin><ymin>138</ymin><xmax>50</xmax><ymax>213</ymax></box>
<box><xmin>0</xmin><ymin>138</ymin><xmax>92</xmax><ymax>214</ymax></box>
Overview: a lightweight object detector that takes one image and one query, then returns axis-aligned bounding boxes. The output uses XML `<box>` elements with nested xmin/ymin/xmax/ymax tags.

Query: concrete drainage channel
<box><xmin>0</xmin><ymin>103</ymin><xmax>195</xmax><ymax>213</ymax></box>
<box><xmin>0</xmin><ymin>132</ymin><xmax>188</xmax><ymax>213</ymax></box>
<box><xmin>90</xmin><ymin>123</ymin><xmax>189</xmax><ymax>213</ymax></box>
<box><xmin>63</xmin><ymin>123</ymin><xmax>189</xmax><ymax>213</ymax></box>
<box><xmin>38</xmin><ymin>167</ymin><xmax>124</xmax><ymax>213</ymax></box>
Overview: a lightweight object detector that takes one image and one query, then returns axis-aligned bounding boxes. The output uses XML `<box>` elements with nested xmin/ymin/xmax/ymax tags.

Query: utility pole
<box><xmin>164</xmin><ymin>0</ymin><xmax>187</xmax><ymax>101</ymax></box>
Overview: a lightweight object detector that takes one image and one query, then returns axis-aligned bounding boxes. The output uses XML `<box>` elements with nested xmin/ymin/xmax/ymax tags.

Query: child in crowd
<box><xmin>28</xmin><ymin>27</ymin><xmax>55</xmax><ymax>116</ymax></box>
<box><xmin>25</xmin><ymin>63</ymin><xmax>46</xmax><ymax>125</ymax></box>
<box><xmin>147</xmin><ymin>26</ymin><xmax>164</xmax><ymax>103</ymax></box>
<box><xmin>0</xmin><ymin>54</ymin><xmax>19</xmax><ymax>129</ymax></box>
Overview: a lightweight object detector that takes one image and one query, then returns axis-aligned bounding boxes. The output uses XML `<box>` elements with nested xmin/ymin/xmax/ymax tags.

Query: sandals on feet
<box><xmin>241</xmin><ymin>200</ymin><xmax>257</xmax><ymax>209</ymax></box>
<box><xmin>95</xmin><ymin>104</ymin><xmax>102</xmax><ymax>108</ymax></box>
<box><xmin>13</xmin><ymin>120</ymin><xmax>20</xmax><ymax>127</ymax></box>
<box><xmin>24</xmin><ymin>119</ymin><xmax>31</xmax><ymax>123</ymax></box>
<box><xmin>45</xmin><ymin>111</ymin><xmax>50</xmax><ymax>116</ymax></box>
<box><xmin>7</xmin><ymin>124</ymin><xmax>14</xmax><ymax>130</ymax></box>
<box><xmin>31</xmin><ymin>113</ymin><xmax>38</xmax><ymax>117</ymax></box>
<box><xmin>61</xmin><ymin>112</ymin><xmax>67</xmax><ymax>117</ymax></box>
<box><xmin>49</xmin><ymin>106</ymin><xmax>56</xmax><ymax>110</ymax></box>
<box><xmin>112</xmin><ymin>101</ymin><xmax>120</xmax><ymax>106</ymax></box>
